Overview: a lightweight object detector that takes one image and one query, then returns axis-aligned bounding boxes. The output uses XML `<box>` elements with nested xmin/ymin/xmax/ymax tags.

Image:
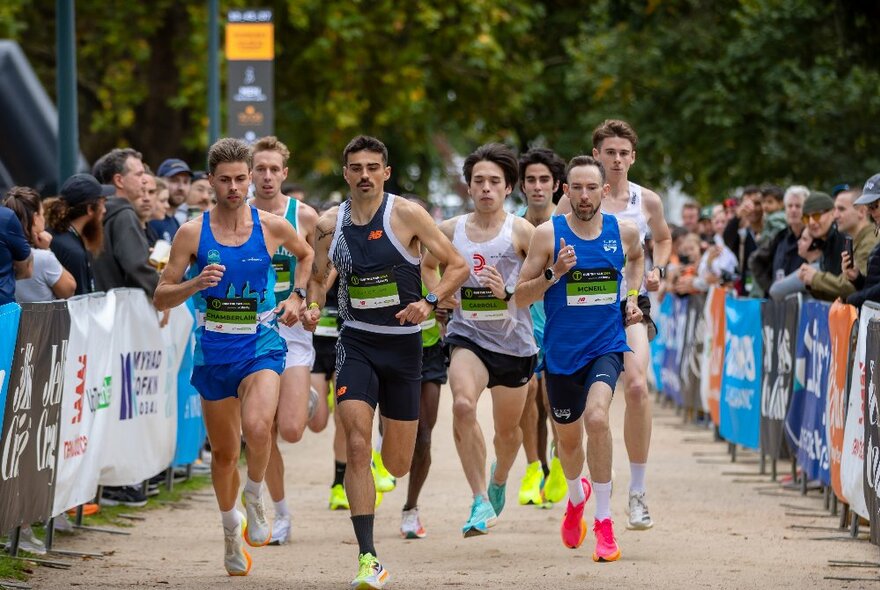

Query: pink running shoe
<box><xmin>592</xmin><ymin>518</ymin><xmax>621</xmax><ymax>562</ymax></box>
<box><xmin>560</xmin><ymin>477</ymin><xmax>592</xmax><ymax>549</ymax></box>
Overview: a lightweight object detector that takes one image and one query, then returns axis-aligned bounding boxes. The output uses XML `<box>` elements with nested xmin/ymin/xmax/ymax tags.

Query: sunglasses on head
<box><xmin>802</xmin><ymin>211</ymin><xmax>827</xmax><ymax>224</ymax></box>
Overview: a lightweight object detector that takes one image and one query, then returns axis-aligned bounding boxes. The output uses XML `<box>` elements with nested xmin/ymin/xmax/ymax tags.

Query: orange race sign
<box><xmin>707</xmin><ymin>287</ymin><xmax>728</xmax><ymax>426</ymax></box>
<box><xmin>828</xmin><ymin>300</ymin><xmax>857</xmax><ymax>502</ymax></box>
<box><xmin>226</xmin><ymin>23</ymin><xmax>274</xmax><ymax>60</ymax></box>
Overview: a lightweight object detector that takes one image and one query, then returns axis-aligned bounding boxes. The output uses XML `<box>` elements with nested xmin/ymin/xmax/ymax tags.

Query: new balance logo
<box><xmin>554</xmin><ymin>408</ymin><xmax>571</xmax><ymax>420</ymax></box>
<box><xmin>336</xmin><ymin>386</ymin><xmax>348</xmax><ymax>397</ymax></box>
<box><xmin>368</xmin><ymin>230</ymin><xmax>384</xmax><ymax>240</ymax></box>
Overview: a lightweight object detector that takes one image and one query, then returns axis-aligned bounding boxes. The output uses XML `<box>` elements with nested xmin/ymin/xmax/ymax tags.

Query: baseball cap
<box><xmin>157</xmin><ymin>158</ymin><xmax>193</xmax><ymax>178</ymax></box>
<box><xmin>60</xmin><ymin>173</ymin><xmax>115</xmax><ymax>206</ymax></box>
<box><xmin>854</xmin><ymin>173</ymin><xmax>880</xmax><ymax>206</ymax></box>
<box><xmin>802</xmin><ymin>191</ymin><xmax>834</xmax><ymax>215</ymax></box>
<box><xmin>192</xmin><ymin>170</ymin><xmax>208</xmax><ymax>181</ymax></box>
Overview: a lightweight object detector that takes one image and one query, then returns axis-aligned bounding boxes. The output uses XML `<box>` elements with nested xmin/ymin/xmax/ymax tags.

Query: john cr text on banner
<box><xmin>53</xmin><ymin>293</ymin><xmax>115</xmax><ymax>516</ymax></box>
<box><xmin>828</xmin><ymin>301</ymin><xmax>858</xmax><ymax>503</ymax></box>
<box><xmin>759</xmin><ymin>296</ymin><xmax>798</xmax><ymax>461</ymax></box>
<box><xmin>681</xmin><ymin>293</ymin><xmax>706</xmax><ymax>412</ymax></box>
<box><xmin>0</xmin><ymin>302</ymin><xmax>22</xmax><ymax>440</ymax></box>
<box><xmin>0</xmin><ymin>302</ymin><xmax>70</xmax><ymax>532</ymax></box>
<box><xmin>842</xmin><ymin>301</ymin><xmax>880</xmax><ymax>518</ymax></box>
<box><xmin>863</xmin><ymin>319</ymin><xmax>880</xmax><ymax>546</ymax></box>
<box><xmin>719</xmin><ymin>297</ymin><xmax>762</xmax><ymax>450</ymax></box>
<box><xmin>99</xmin><ymin>289</ymin><xmax>175</xmax><ymax>486</ymax></box>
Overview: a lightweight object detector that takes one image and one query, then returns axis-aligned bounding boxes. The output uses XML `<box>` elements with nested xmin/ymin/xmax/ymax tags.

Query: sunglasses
<box><xmin>802</xmin><ymin>211</ymin><xmax>827</xmax><ymax>224</ymax></box>
<box><xmin>868</xmin><ymin>200</ymin><xmax>880</xmax><ymax>211</ymax></box>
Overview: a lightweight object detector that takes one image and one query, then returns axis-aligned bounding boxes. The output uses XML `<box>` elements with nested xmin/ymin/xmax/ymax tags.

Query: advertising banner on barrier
<box><xmin>842</xmin><ymin>302</ymin><xmax>880</xmax><ymax>518</ymax></box>
<box><xmin>720</xmin><ymin>297</ymin><xmax>762</xmax><ymax>449</ymax></box>
<box><xmin>863</xmin><ymin>320</ymin><xmax>880</xmax><ymax>546</ymax></box>
<box><xmin>649</xmin><ymin>296</ymin><xmax>668</xmax><ymax>395</ymax></box>
<box><xmin>661</xmin><ymin>295</ymin><xmax>686</xmax><ymax>406</ymax></box>
<box><xmin>0</xmin><ymin>303</ymin><xmax>22</xmax><ymax>440</ymax></box>
<box><xmin>828</xmin><ymin>301</ymin><xmax>858</xmax><ymax>503</ymax></box>
<box><xmin>53</xmin><ymin>293</ymin><xmax>115</xmax><ymax>516</ymax></box>
<box><xmin>0</xmin><ymin>302</ymin><xmax>69</xmax><ymax>531</ymax></box>
<box><xmin>681</xmin><ymin>293</ymin><xmax>706</xmax><ymax>412</ymax></box>
<box><xmin>785</xmin><ymin>300</ymin><xmax>832</xmax><ymax>484</ymax></box>
<box><xmin>99</xmin><ymin>289</ymin><xmax>176</xmax><ymax>486</ymax></box>
<box><xmin>706</xmin><ymin>287</ymin><xmax>728</xmax><ymax>426</ymax></box>
<box><xmin>168</xmin><ymin>302</ymin><xmax>205</xmax><ymax>467</ymax></box>
<box><xmin>760</xmin><ymin>296</ymin><xmax>798</xmax><ymax>461</ymax></box>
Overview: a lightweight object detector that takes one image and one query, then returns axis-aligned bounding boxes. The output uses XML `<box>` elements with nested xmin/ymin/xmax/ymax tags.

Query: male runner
<box><xmin>248</xmin><ymin>136</ymin><xmax>320</xmax><ymax>545</ymax></box>
<box><xmin>154</xmin><ymin>138</ymin><xmax>313</xmax><ymax>576</ymax></box>
<box><xmin>518</xmin><ymin>154</ymin><xmax>644</xmax><ymax>562</ymax></box>
<box><xmin>424</xmin><ymin>143</ymin><xmax>537</xmax><ymax>537</ymax></box>
<box><xmin>517</xmin><ymin>148</ymin><xmax>567</xmax><ymax>506</ymax></box>
<box><xmin>556</xmin><ymin>119</ymin><xmax>672</xmax><ymax>529</ymax></box>
<box><xmin>301</xmin><ymin>135</ymin><xmax>467</xmax><ymax>589</ymax></box>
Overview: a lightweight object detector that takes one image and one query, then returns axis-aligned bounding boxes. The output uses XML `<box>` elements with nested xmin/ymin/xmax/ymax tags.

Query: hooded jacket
<box><xmin>93</xmin><ymin>196</ymin><xmax>158</xmax><ymax>297</ymax></box>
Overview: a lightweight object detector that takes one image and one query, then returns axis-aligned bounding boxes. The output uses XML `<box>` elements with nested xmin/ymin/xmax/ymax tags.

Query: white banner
<box><xmin>53</xmin><ymin>293</ymin><xmax>116</xmax><ymax>515</ymax></box>
<box><xmin>699</xmin><ymin>287</ymin><xmax>716</xmax><ymax>413</ymax></box>
<box><xmin>841</xmin><ymin>301</ymin><xmax>880</xmax><ymax>517</ymax></box>
<box><xmin>99</xmin><ymin>289</ymin><xmax>176</xmax><ymax>486</ymax></box>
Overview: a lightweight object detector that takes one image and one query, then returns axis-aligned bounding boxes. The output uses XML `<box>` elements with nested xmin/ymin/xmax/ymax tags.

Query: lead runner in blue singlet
<box><xmin>301</xmin><ymin>136</ymin><xmax>468</xmax><ymax>590</ymax></box>
<box><xmin>154</xmin><ymin>138</ymin><xmax>313</xmax><ymax>578</ymax></box>
<box><xmin>517</xmin><ymin>155</ymin><xmax>644</xmax><ymax>564</ymax></box>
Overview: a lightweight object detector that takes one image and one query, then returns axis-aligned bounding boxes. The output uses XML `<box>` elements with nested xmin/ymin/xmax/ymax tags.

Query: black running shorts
<box><xmin>311</xmin><ymin>335</ymin><xmax>337</xmax><ymax>378</ymax></box>
<box><xmin>421</xmin><ymin>341</ymin><xmax>448</xmax><ymax>385</ymax></box>
<box><xmin>445</xmin><ymin>334</ymin><xmax>537</xmax><ymax>389</ymax></box>
<box><xmin>545</xmin><ymin>352</ymin><xmax>624</xmax><ymax>424</ymax></box>
<box><xmin>335</xmin><ymin>327</ymin><xmax>422</xmax><ymax>421</ymax></box>
<box><xmin>620</xmin><ymin>294</ymin><xmax>657</xmax><ymax>341</ymax></box>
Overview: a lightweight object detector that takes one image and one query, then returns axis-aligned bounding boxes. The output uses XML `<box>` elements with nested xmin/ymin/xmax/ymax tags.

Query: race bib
<box><xmin>348</xmin><ymin>270</ymin><xmax>400</xmax><ymax>309</ymax></box>
<box><xmin>419</xmin><ymin>317</ymin><xmax>437</xmax><ymax>331</ymax></box>
<box><xmin>315</xmin><ymin>308</ymin><xmax>340</xmax><ymax>338</ymax></box>
<box><xmin>460</xmin><ymin>286</ymin><xmax>508</xmax><ymax>321</ymax></box>
<box><xmin>205</xmin><ymin>297</ymin><xmax>258</xmax><ymax>334</ymax></box>
<box><xmin>566</xmin><ymin>268</ymin><xmax>618</xmax><ymax>306</ymax></box>
<box><xmin>272</xmin><ymin>257</ymin><xmax>291</xmax><ymax>293</ymax></box>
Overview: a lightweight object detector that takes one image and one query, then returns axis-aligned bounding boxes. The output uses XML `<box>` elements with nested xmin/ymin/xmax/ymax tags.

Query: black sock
<box><xmin>351</xmin><ymin>514</ymin><xmax>376</xmax><ymax>557</ymax></box>
<box><xmin>542</xmin><ymin>463</ymin><xmax>550</xmax><ymax>478</ymax></box>
<box><xmin>333</xmin><ymin>461</ymin><xmax>346</xmax><ymax>487</ymax></box>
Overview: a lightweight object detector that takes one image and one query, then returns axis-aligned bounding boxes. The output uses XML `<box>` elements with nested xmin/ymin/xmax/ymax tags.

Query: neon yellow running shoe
<box><xmin>518</xmin><ymin>461</ymin><xmax>545</xmax><ymax>505</ymax></box>
<box><xmin>351</xmin><ymin>552</ymin><xmax>389</xmax><ymax>589</ymax></box>
<box><xmin>329</xmin><ymin>484</ymin><xmax>350</xmax><ymax>511</ymax></box>
<box><xmin>372</xmin><ymin>449</ymin><xmax>396</xmax><ymax>493</ymax></box>
<box><xmin>543</xmin><ymin>455</ymin><xmax>567</xmax><ymax>504</ymax></box>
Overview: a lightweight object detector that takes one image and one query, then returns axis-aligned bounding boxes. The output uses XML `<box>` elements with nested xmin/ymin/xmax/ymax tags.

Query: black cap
<box><xmin>157</xmin><ymin>158</ymin><xmax>193</xmax><ymax>178</ymax></box>
<box><xmin>802</xmin><ymin>191</ymin><xmax>834</xmax><ymax>215</ymax></box>
<box><xmin>60</xmin><ymin>173</ymin><xmax>115</xmax><ymax>207</ymax></box>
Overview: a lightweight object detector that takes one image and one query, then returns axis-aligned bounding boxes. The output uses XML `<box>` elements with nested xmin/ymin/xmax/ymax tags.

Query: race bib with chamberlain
<box><xmin>272</xmin><ymin>257</ymin><xmax>291</xmax><ymax>293</ymax></box>
<box><xmin>566</xmin><ymin>268</ymin><xmax>619</xmax><ymax>306</ymax></box>
<box><xmin>348</xmin><ymin>270</ymin><xmax>401</xmax><ymax>309</ymax></box>
<box><xmin>460</xmin><ymin>286</ymin><xmax>508</xmax><ymax>321</ymax></box>
<box><xmin>204</xmin><ymin>297</ymin><xmax>258</xmax><ymax>334</ymax></box>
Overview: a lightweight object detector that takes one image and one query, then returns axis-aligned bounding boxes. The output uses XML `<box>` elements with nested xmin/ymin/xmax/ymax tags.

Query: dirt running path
<box><xmin>32</xmin><ymin>387</ymin><xmax>879</xmax><ymax>589</ymax></box>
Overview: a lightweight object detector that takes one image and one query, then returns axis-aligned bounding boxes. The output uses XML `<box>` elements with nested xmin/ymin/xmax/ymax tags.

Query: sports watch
<box><xmin>503</xmin><ymin>285</ymin><xmax>515</xmax><ymax>302</ymax></box>
<box><xmin>653</xmin><ymin>266</ymin><xmax>667</xmax><ymax>279</ymax></box>
<box><xmin>425</xmin><ymin>292</ymin><xmax>439</xmax><ymax>308</ymax></box>
<box><xmin>544</xmin><ymin>267</ymin><xmax>556</xmax><ymax>282</ymax></box>
<box><xmin>292</xmin><ymin>287</ymin><xmax>307</xmax><ymax>299</ymax></box>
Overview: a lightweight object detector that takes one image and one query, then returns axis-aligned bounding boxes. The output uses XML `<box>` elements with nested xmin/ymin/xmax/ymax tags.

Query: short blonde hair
<box><xmin>252</xmin><ymin>136</ymin><xmax>291</xmax><ymax>167</ymax></box>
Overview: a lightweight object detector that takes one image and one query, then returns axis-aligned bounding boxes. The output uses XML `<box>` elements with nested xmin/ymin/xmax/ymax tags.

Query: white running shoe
<box><xmin>627</xmin><ymin>491</ymin><xmax>654</xmax><ymax>530</ymax></box>
<box><xmin>241</xmin><ymin>491</ymin><xmax>272</xmax><ymax>547</ymax></box>
<box><xmin>270</xmin><ymin>514</ymin><xmax>291</xmax><ymax>545</ymax></box>
<box><xmin>18</xmin><ymin>526</ymin><xmax>46</xmax><ymax>555</ymax></box>
<box><xmin>224</xmin><ymin>511</ymin><xmax>252</xmax><ymax>576</ymax></box>
<box><xmin>400</xmin><ymin>507</ymin><xmax>426</xmax><ymax>539</ymax></box>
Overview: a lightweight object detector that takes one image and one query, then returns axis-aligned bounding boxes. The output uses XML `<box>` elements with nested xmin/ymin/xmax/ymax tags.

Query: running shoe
<box><xmin>487</xmin><ymin>461</ymin><xmax>506</xmax><ymax>517</ymax></box>
<box><xmin>224</xmin><ymin>511</ymin><xmax>252</xmax><ymax>576</ymax></box>
<box><xmin>329</xmin><ymin>484</ymin><xmax>350</xmax><ymax>510</ymax></box>
<box><xmin>543</xmin><ymin>455</ymin><xmax>567</xmax><ymax>504</ymax></box>
<box><xmin>560</xmin><ymin>478</ymin><xmax>592</xmax><ymax>549</ymax></box>
<box><xmin>400</xmin><ymin>507</ymin><xmax>426</xmax><ymax>539</ymax></box>
<box><xmin>462</xmin><ymin>495</ymin><xmax>497</xmax><ymax>538</ymax></box>
<box><xmin>351</xmin><ymin>552</ymin><xmax>390</xmax><ymax>589</ymax></box>
<box><xmin>518</xmin><ymin>461</ymin><xmax>544</xmax><ymax>505</ymax></box>
<box><xmin>99</xmin><ymin>485</ymin><xmax>148</xmax><ymax>507</ymax></box>
<box><xmin>18</xmin><ymin>526</ymin><xmax>46</xmax><ymax>555</ymax></box>
<box><xmin>269</xmin><ymin>514</ymin><xmax>291</xmax><ymax>545</ymax></box>
<box><xmin>592</xmin><ymin>518</ymin><xmax>621</xmax><ymax>562</ymax></box>
<box><xmin>241</xmin><ymin>491</ymin><xmax>272</xmax><ymax>547</ymax></box>
<box><xmin>627</xmin><ymin>491</ymin><xmax>654</xmax><ymax>530</ymax></box>
<box><xmin>372</xmin><ymin>450</ymin><xmax>396</xmax><ymax>493</ymax></box>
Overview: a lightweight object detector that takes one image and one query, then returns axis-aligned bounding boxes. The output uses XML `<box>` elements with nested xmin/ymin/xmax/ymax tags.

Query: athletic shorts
<box><xmin>311</xmin><ymin>336</ymin><xmax>337</xmax><ymax>378</ymax></box>
<box><xmin>445</xmin><ymin>334</ymin><xmax>537</xmax><ymax>389</ymax></box>
<box><xmin>545</xmin><ymin>352</ymin><xmax>624</xmax><ymax>424</ymax></box>
<box><xmin>620</xmin><ymin>294</ymin><xmax>657</xmax><ymax>342</ymax></box>
<box><xmin>421</xmin><ymin>342</ymin><xmax>448</xmax><ymax>385</ymax></box>
<box><xmin>335</xmin><ymin>327</ymin><xmax>422</xmax><ymax>421</ymax></box>
<box><xmin>191</xmin><ymin>350</ymin><xmax>286</xmax><ymax>402</ymax></box>
<box><xmin>280</xmin><ymin>322</ymin><xmax>315</xmax><ymax>369</ymax></box>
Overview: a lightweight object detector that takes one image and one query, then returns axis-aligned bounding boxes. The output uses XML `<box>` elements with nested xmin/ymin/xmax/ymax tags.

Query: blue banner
<box><xmin>173</xmin><ymin>301</ymin><xmax>206</xmax><ymax>467</ymax></box>
<box><xmin>0</xmin><ymin>303</ymin><xmax>21</xmax><ymax>441</ymax></box>
<box><xmin>785</xmin><ymin>300</ymin><xmax>831</xmax><ymax>483</ymax></box>
<box><xmin>650</xmin><ymin>296</ymin><xmax>671</xmax><ymax>393</ymax></box>
<box><xmin>661</xmin><ymin>296</ymin><xmax>686</xmax><ymax>405</ymax></box>
<box><xmin>720</xmin><ymin>297</ymin><xmax>763</xmax><ymax>450</ymax></box>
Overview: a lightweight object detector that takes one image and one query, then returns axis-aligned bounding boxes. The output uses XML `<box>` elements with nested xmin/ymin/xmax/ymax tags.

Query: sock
<box><xmin>542</xmin><ymin>463</ymin><xmax>550</xmax><ymax>478</ymax></box>
<box><xmin>333</xmin><ymin>461</ymin><xmax>347</xmax><ymax>487</ymax></box>
<box><xmin>374</xmin><ymin>431</ymin><xmax>383</xmax><ymax>453</ymax></box>
<box><xmin>630</xmin><ymin>463</ymin><xmax>647</xmax><ymax>494</ymax></box>
<box><xmin>274</xmin><ymin>499</ymin><xmax>289</xmax><ymax>518</ymax></box>
<box><xmin>350</xmin><ymin>514</ymin><xmax>376</xmax><ymax>557</ymax></box>
<box><xmin>566</xmin><ymin>477</ymin><xmax>586</xmax><ymax>505</ymax></box>
<box><xmin>221</xmin><ymin>508</ymin><xmax>240</xmax><ymax>530</ymax></box>
<box><xmin>244</xmin><ymin>476</ymin><xmax>262</xmax><ymax>498</ymax></box>
<box><xmin>593</xmin><ymin>481</ymin><xmax>612</xmax><ymax>521</ymax></box>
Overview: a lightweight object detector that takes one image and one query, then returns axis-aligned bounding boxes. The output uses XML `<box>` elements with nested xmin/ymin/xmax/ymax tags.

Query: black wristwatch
<box><xmin>503</xmin><ymin>285</ymin><xmax>515</xmax><ymax>302</ymax></box>
<box><xmin>653</xmin><ymin>266</ymin><xmax>667</xmax><ymax>279</ymax></box>
<box><xmin>425</xmin><ymin>292</ymin><xmax>439</xmax><ymax>308</ymax></box>
<box><xmin>544</xmin><ymin>267</ymin><xmax>556</xmax><ymax>282</ymax></box>
<box><xmin>292</xmin><ymin>287</ymin><xmax>307</xmax><ymax>299</ymax></box>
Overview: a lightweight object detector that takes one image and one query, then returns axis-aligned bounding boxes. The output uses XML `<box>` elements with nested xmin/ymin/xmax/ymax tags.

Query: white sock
<box><xmin>274</xmin><ymin>499</ymin><xmax>289</xmax><ymax>518</ymax></box>
<box><xmin>374</xmin><ymin>431</ymin><xmax>383</xmax><ymax>453</ymax></box>
<box><xmin>630</xmin><ymin>463</ymin><xmax>647</xmax><ymax>494</ymax></box>
<box><xmin>566</xmin><ymin>477</ymin><xmax>586</xmax><ymax>505</ymax></box>
<box><xmin>221</xmin><ymin>508</ymin><xmax>240</xmax><ymax>530</ymax></box>
<box><xmin>244</xmin><ymin>477</ymin><xmax>262</xmax><ymax>498</ymax></box>
<box><xmin>593</xmin><ymin>481</ymin><xmax>612</xmax><ymax>521</ymax></box>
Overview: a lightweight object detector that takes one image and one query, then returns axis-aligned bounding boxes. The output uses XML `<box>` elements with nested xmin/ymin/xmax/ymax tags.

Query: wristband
<box><xmin>626</xmin><ymin>289</ymin><xmax>639</xmax><ymax>298</ymax></box>
<box><xmin>308</xmin><ymin>302</ymin><xmax>320</xmax><ymax>310</ymax></box>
